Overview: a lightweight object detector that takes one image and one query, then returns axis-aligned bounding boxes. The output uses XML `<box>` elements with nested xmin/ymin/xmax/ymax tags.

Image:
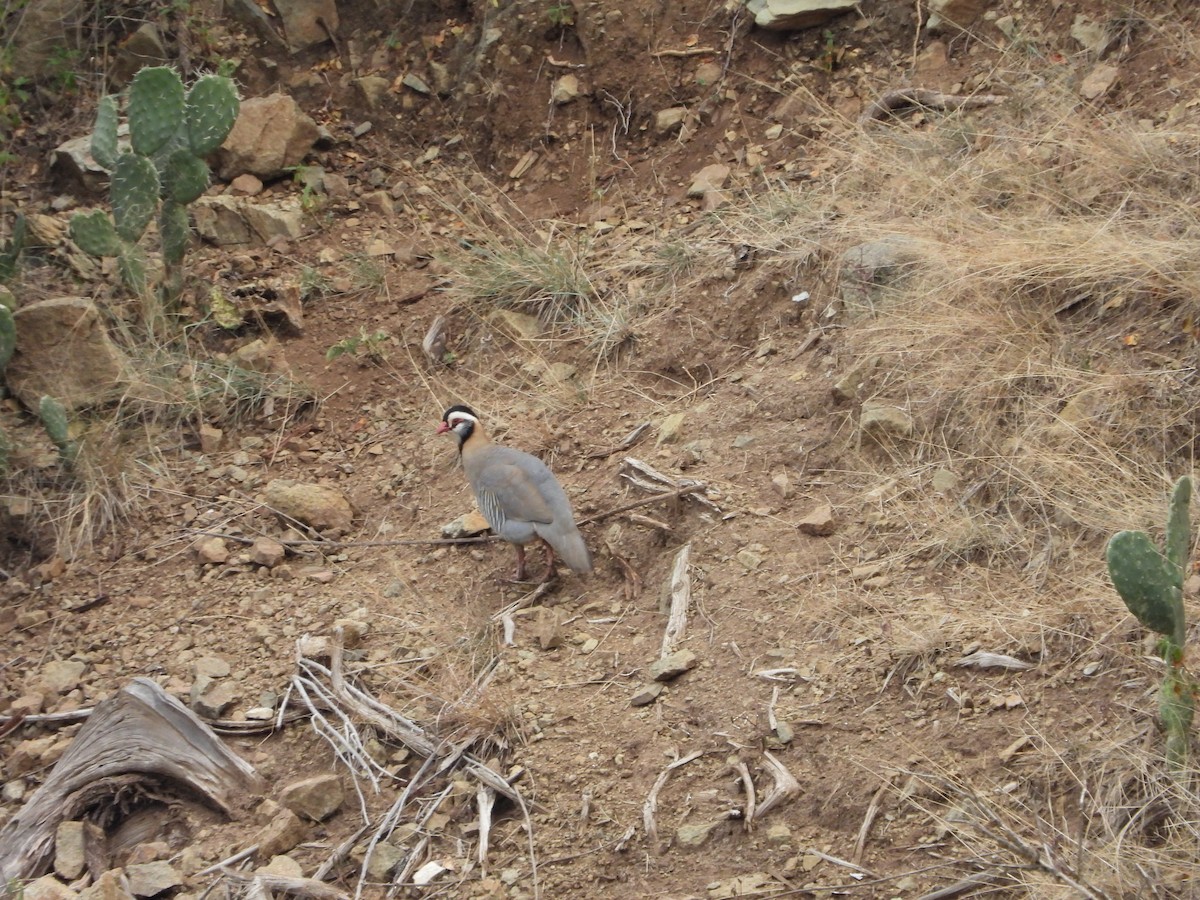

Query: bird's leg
<box><xmin>513</xmin><ymin>544</ymin><xmax>527</xmax><ymax>582</ymax></box>
<box><xmin>539</xmin><ymin>540</ymin><xmax>558</xmax><ymax>583</ymax></box>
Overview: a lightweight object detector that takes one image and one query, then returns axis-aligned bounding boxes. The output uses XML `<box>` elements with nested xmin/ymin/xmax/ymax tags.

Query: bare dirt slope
<box><xmin>4</xmin><ymin>1</ymin><xmax>1200</xmax><ymax>898</ymax></box>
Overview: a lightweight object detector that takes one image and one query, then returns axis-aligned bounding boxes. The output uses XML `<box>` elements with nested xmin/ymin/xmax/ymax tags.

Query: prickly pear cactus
<box><xmin>70</xmin><ymin>64</ymin><xmax>240</xmax><ymax>310</ymax></box>
<box><xmin>1106</xmin><ymin>475</ymin><xmax>1195</xmax><ymax>773</ymax></box>
<box><xmin>0</xmin><ymin>304</ymin><xmax>15</xmax><ymax>372</ymax></box>
<box><xmin>0</xmin><ymin>212</ymin><xmax>27</xmax><ymax>282</ymax></box>
<box><xmin>38</xmin><ymin>395</ymin><xmax>79</xmax><ymax>467</ymax></box>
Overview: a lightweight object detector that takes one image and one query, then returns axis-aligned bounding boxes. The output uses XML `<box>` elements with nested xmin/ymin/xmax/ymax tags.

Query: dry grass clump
<box><xmin>726</xmin><ymin>73</ymin><xmax>1200</xmax><ymax>576</ymax></box>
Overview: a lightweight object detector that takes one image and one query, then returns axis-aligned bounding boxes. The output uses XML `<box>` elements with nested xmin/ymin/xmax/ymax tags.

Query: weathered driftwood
<box><xmin>0</xmin><ymin>678</ymin><xmax>262</xmax><ymax>883</ymax></box>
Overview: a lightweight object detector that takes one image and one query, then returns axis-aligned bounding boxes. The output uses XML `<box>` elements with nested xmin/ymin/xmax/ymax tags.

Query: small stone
<box><xmin>78</xmin><ymin>869</ymin><xmax>135</xmax><ymax>900</ymax></box>
<box><xmin>534</xmin><ymin>607</ymin><xmax>563</xmax><ymax>651</ymax></box>
<box><xmin>675</xmin><ymin>818</ymin><xmax>720</xmax><ymax>848</ymax></box>
<box><xmin>551</xmin><ymin>74</ymin><xmax>581</xmax><ymax>104</ymax></box>
<box><xmin>198</xmin><ymin>423</ymin><xmax>224</xmax><ymax>452</ymax></box>
<box><xmin>771</xmin><ymin>472</ymin><xmax>792</xmax><ymax>500</ymax></box>
<box><xmin>766</xmin><ymin>822</ymin><xmax>792</xmax><ymax>843</ymax></box>
<box><xmin>279</xmin><ymin>773</ymin><xmax>344</xmax><ymax>822</ymax></box>
<box><xmin>257</xmin><ymin>856</ymin><xmax>303</xmax><ymax>878</ymax></box>
<box><xmin>40</xmin><ymin>659</ymin><xmax>86</xmax><ymax>694</ymax></box>
<box><xmin>125</xmin><ymin>861</ymin><xmax>181</xmax><ymax>898</ymax></box>
<box><xmin>732</xmin><ymin>433</ymin><xmax>755</xmax><ymax>449</ymax></box>
<box><xmin>488</xmin><ymin>308</ymin><xmax>542</xmax><ymax>340</ymax></box>
<box><xmin>1185</xmin><ymin>574</ymin><xmax>1200</xmax><ymax>597</ymax></box>
<box><xmin>190</xmin><ymin>679</ymin><xmax>236</xmax><ymax>719</ymax></box>
<box><xmin>334</xmin><ymin>617</ymin><xmax>369</xmax><ymax>647</ymax></box>
<box><xmin>654</xmin><ymin>106</ymin><xmax>688</xmax><ymax>135</ymax></box>
<box><xmin>23</xmin><ymin>875</ymin><xmax>77</xmax><ymax>900</ymax></box>
<box><xmin>630</xmin><ymin>682</ymin><xmax>663</xmax><ymax>706</ymax></box>
<box><xmin>365</xmin><ymin>842</ymin><xmax>405</xmax><ymax>880</ymax></box>
<box><xmin>656</xmin><ymin>412</ymin><xmax>686</xmax><ymax>445</ymax></box>
<box><xmin>250</xmin><ymin>537</ymin><xmax>287</xmax><ymax>568</ymax></box>
<box><xmin>797</xmin><ymin>504</ymin><xmax>836</xmax><ymax>536</ymax></box>
<box><xmin>859</xmin><ymin>401</ymin><xmax>913</xmax><ymax>440</ymax></box>
<box><xmin>193</xmin><ymin>656</ymin><xmax>231</xmax><ymax>678</ymax></box>
<box><xmin>55</xmin><ymin>821</ymin><xmax>89</xmax><ymax>880</ymax></box>
<box><xmin>255</xmin><ymin>805</ymin><xmax>308</xmax><ymax>857</ymax></box>
<box><xmin>355</xmin><ymin>75</ymin><xmax>391</xmax><ymax>109</ymax></box>
<box><xmin>736</xmin><ymin>548</ymin><xmax>764</xmax><ymax>570</ymax></box>
<box><xmin>1080</xmin><ymin>63</ymin><xmax>1119</xmax><ymax>101</ymax></box>
<box><xmin>402</xmin><ymin>73</ymin><xmax>431</xmax><ymax>95</ymax></box>
<box><xmin>694</xmin><ymin>61</ymin><xmax>721</xmax><ymax>85</ymax></box>
<box><xmin>11</xmin><ymin>691</ymin><xmax>46</xmax><ymax>716</ymax></box>
<box><xmin>686</xmin><ymin>163</ymin><xmax>730</xmax><ymax>198</ymax></box>
<box><xmin>193</xmin><ymin>536</ymin><xmax>229</xmax><ymax>565</ymax></box>
<box><xmin>649</xmin><ymin>649</ymin><xmax>698</xmax><ymax>682</ymax></box>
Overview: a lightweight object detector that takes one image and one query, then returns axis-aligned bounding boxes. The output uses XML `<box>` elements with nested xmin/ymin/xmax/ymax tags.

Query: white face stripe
<box><xmin>448</xmin><ymin>410</ymin><xmax>479</xmax><ymax>429</ymax></box>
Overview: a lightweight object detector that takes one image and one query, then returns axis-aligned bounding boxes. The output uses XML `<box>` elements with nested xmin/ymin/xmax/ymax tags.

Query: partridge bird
<box><xmin>438</xmin><ymin>405</ymin><xmax>593</xmax><ymax>582</ymax></box>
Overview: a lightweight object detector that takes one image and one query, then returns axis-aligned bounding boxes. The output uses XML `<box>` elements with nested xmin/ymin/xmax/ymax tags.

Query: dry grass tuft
<box><xmin>724</xmin><ymin>74</ymin><xmax>1200</xmax><ymax>577</ymax></box>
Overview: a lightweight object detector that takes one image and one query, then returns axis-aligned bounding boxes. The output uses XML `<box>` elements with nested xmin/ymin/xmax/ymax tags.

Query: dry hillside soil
<box><xmin>3</xmin><ymin>1</ymin><xmax>1200</xmax><ymax>898</ymax></box>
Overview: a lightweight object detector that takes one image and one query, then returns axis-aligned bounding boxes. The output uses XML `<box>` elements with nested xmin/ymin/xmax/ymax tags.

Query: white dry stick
<box><xmin>766</xmin><ymin>685</ymin><xmax>780</xmax><ymax>733</ymax></box>
<box><xmin>477</xmin><ymin>785</ymin><xmax>495</xmax><ymax>872</ymax></box>
<box><xmin>853</xmin><ymin>776</ymin><xmax>893</xmax><ymax>866</ymax></box>
<box><xmin>661</xmin><ymin>543</ymin><xmax>692</xmax><ymax>657</ymax></box>
<box><xmin>733</xmin><ymin>759</ymin><xmax>756</xmax><ymax>832</ymax></box>
<box><xmin>642</xmin><ymin>750</ymin><xmax>705</xmax><ymax>846</ymax></box>
<box><xmin>754</xmin><ymin>751</ymin><xmax>800</xmax><ymax>822</ymax></box>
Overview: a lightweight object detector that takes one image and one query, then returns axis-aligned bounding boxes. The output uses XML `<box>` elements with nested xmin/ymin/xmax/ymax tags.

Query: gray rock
<box><xmin>686</xmin><ymin>163</ymin><xmax>730</xmax><ymax>198</ymax></box>
<box><xmin>22</xmin><ymin>875</ymin><xmax>77</xmax><ymax>900</ymax></box>
<box><xmin>630</xmin><ymin>682</ymin><xmax>663</xmax><ymax>706</ymax></box>
<box><xmin>654</xmin><ymin>107</ymin><xmax>688</xmax><ymax>135</ymax></box>
<box><xmin>675</xmin><ymin>818</ymin><xmax>721</xmax><ymax>847</ymax></box>
<box><xmin>217</xmin><ymin>94</ymin><xmax>319</xmax><ymax>181</ymax></box>
<box><xmin>40</xmin><ymin>659</ymin><xmax>86</xmax><ymax>694</ymax></box>
<box><xmin>926</xmin><ymin>0</ymin><xmax>987</xmax><ymax>32</ymax></box>
<box><xmin>194</xmin><ymin>655</ymin><xmax>231</xmax><ymax>678</ymax></box>
<box><xmin>279</xmin><ymin>773</ymin><xmax>344</xmax><ymax>822</ymax></box>
<box><xmin>78</xmin><ymin>870</ymin><xmax>134</xmax><ymax>900</ymax></box>
<box><xmin>860</xmin><ymin>401</ymin><xmax>914</xmax><ymax>440</ymax></box>
<box><xmin>125</xmin><ymin>861</ymin><xmax>181</xmax><ymax>898</ymax></box>
<box><xmin>276</xmin><ymin>0</ymin><xmax>338</xmax><ymax>52</ymax></box>
<box><xmin>355</xmin><ymin>76</ymin><xmax>391</xmax><ymax>110</ymax></box>
<box><xmin>193</xmin><ymin>536</ymin><xmax>229</xmax><ymax>565</ymax></box>
<box><xmin>402</xmin><ymin>73</ymin><xmax>431</xmax><ymax>95</ymax></box>
<box><xmin>109</xmin><ymin>23</ymin><xmax>167</xmax><ymax>87</ymax></box>
<box><xmin>255</xmin><ymin>805</ymin><xmax>308</xmax><ymax>857</ymax></box>
<box><xmin>747</xmin><ymin>0</ymin><xmax>857</xmax><ymax>30</ymax></box>
<box><xmin>241</xmin><ymin>201</ymin><xmax>304</xmax><ymax>244</ymax></box>
<box><xmin>190</xmin><ymin>678</ymin><xmax>236</xmax><ymax>719</ymax></box>
<box><xmin>54</xmin><ymin>821</ymin><xmax>90</xmax><ymax>880</ymax></box>
<box><xmin>797</xmin><ymin>504</ymin><xmax>836</xmax><ymax>536</ymax></box>
<box><xmin>265</xmin><ymin>479</ymin><xmax>354</xmax><ymax>534</ymax></box>
<box><xmin>251</xmin><ymin>537</ymin><xmax>287</xmax><ymax>568</ymax></box>
<box><xmin>656</xmin><ymin>412</ymin><xmax>686</xmax><ymax>446</ymax></box>
<box><xmin>365</xmin><ymin>842</ymin><xmax>405</xmax><ymax>880</ymax></box>
<box><xmin>49</xmin><ymin>133</ymin><xmax>120</xmax><ymax>192</ymax></box>
<box><xmin>192</xmin><ymin>196</ymin><xmax>251</xmax><ymax>245</ymax></box>
<box><xmin>649</xmin><ymin>649</ymin><xmax>698</xmax><ymax>682</ymax></box>
<box><xmin>551</xmin><ymin>74</ymin><xmax>581</xmax><ymax>105</ymax></box>
<box><xmin>8</xmin><ymin>298</ymin><xmax>129</xmax><ymax>411</ymax></box>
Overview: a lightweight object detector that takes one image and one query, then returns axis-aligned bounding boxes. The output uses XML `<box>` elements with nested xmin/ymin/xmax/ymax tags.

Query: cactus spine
<box><xmin>1106</xmin><ymin>475</ymin><xmax>1195</xmax><ymax>770</ymax></box>
<box><xmin>69</xmin><ymin>65</ymin><xmax>240</xmax><ymax>316</ymax></box>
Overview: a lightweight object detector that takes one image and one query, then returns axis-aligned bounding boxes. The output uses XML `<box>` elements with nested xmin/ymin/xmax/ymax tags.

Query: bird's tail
<box><xmin>547</xmin><ymin>527</ymin><xmax>593</xmax><ymax>574</ymax></box>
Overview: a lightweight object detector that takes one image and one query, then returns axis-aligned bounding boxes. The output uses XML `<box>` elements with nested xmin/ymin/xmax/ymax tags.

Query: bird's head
<box><xmin>437</xmin><ymin>405</ymin><xmax>479</xmax><ymax>444</ymax></box>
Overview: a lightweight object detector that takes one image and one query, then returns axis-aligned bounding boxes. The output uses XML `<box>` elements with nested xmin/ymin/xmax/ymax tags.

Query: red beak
<box><xmin>436</xmin><ymin>421</ymin><xmax>450</xmax><ymax>434</ymax></box>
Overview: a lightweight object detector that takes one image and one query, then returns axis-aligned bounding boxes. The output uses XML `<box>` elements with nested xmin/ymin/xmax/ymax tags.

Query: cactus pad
<box><xmin>160</xmin><ymin>200</ymin><xmax>190</xmax><ymax>266</ymax></box>
<box><xmin>164</xmin><ymin>150</ymin><xmax>210</xmax><ymax>204</ymax></box>
<box><xmin>38</xmin><ymin>395</ymin><xmax>78</xmax><ymax>466</ymax></box>
<box><xmin>118</xmin><ymin>245</ymin><xmax>149</xmax><ymax>297</ymax></box>
<box><xmin>185</xmin><ymin>74</ymin><xmax>240</xmax><ymax>156</ymax></box>
<box><xmin>112</xmin><ymin>153</ymin><xmax>161</xmax><ymax>242</ymax></box>
<box><xmin>1106</xmin><ymin>529</ymin><xmax>1183</xmax><ymax>642</ymax></box>
<box><xmin>0</xmin><ymin>305</ymin><xmax>15</xmax><ymax>371</ymax></box>
<box><xmin>0</xmin><ymin>212</ymin><xmax>26</xmax><ymax>282</ymax></box>
<box><xmin>92</xmin><ymin>95</ymin><xmax>120</xmax><ymax>171</ymax></box>
<box><xmin>1160</xmin><ymin>671</ymin><xmax>1195</xmax><ymax>770</ymax></box>
<box><xmin>70</xmin><ymin>210</ymin><xmax>122</xmax><ymax>257</ymax></box>
<box><xmin>129</xmin><ymin>66</ymin><xmax>186</xmax><ymax>157</ymax></box>
<box><xmin>1166</xmin><ymin>476</ymin><xmax>1192</xmax><ymax>572</ymax></box>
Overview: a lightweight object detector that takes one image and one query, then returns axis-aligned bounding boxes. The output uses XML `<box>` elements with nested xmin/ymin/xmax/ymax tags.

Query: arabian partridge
<box><xmin>438</xmin><ymin>404</ymin><xmax>593</xmax><ymax>581</ymax></box>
